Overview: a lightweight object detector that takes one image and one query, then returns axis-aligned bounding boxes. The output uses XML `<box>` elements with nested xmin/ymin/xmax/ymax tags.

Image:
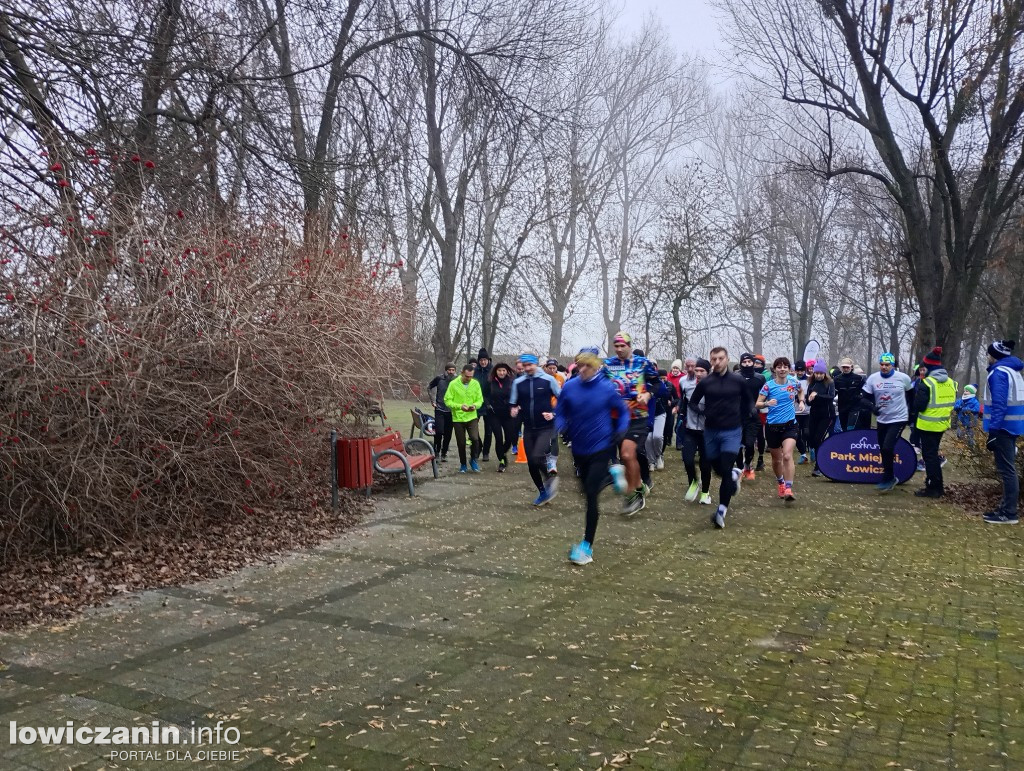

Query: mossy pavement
<box><xmin>3</xmin><ymin>401</ymin><xmax>1023</xmax><ymax>769</ymax></box>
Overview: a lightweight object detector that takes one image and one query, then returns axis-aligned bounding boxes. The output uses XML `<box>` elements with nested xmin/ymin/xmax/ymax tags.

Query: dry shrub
<box><xmin>0</xmin><ymin>206</ymin><xmax>405</xmax><ymax>562</ymax></box>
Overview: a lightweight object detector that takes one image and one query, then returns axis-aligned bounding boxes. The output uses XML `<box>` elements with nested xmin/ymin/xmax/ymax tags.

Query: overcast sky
<box><xmin>616</xmin><ymin>0</ymin><xmax>726</xmax><ymax>61</ymax></box>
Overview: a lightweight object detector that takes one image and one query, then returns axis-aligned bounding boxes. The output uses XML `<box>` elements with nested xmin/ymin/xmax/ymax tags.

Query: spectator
<box><xmin>912</xmin><ymin>347</ymin><xmax>957</xmax><ymax>499</ymax></box>
<box><xmin>982</xmin><ymin>340</ymin><xmax>1023</xmax><ymax>525</ymax></box>
<box><xmin>954</xmin><ymin>384</ymin><xmax>981</xmax><ymax>448</ymax></box>
<box><xmin>427</xmin><ymin>363</ymin><xmax>457</xmax><ymax>462</ymax></box>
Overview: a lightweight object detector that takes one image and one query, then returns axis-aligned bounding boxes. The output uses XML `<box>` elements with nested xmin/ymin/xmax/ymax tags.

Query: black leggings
<box><xmin>433</xmin><ymin>411</ymin><xmax>454</xmax><ymax>457</ymax></box>
<box><xmin>808</xmin><ymin>412</ymin><xmax>833</xmax><ymax>465</ymax></box>
<box><xmin>682</xmin><ymin>429</ymin><xmax>712</xmax><ymax>494</ymax></box>
<box><xmin>796</xmin><ymin>414</ymin><xmax>810</xmax><ymax>454</ymax></box>
<box><xmin>575</xmin><ymin>447</ymin><xmax>612</xmax><ymax>545</ymax></box>
<box><xmin>737</xmin><ymin>419</ymin><xmax>759</xmax><ymax>469</ymax></box>
<box><xmin>523</xmin><ymin>427</ymin><xmax>553</xmax><ymax>491</ymax></box>
<box><xmin>492</xmin><ymin>410</ymin><xmax>516</xmax><ymax>463</ymax></box>
<box><xmin>876</xmin><ymin>421</ymin><xmax>906</xmax><ymax>482</ymax></box>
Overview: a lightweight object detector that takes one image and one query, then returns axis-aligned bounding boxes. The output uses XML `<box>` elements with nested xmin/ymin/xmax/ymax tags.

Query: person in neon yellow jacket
<box><xmin>444</xmin><ymin>364</ymin><xmax>484</xmax><ymax>473</ymax></box>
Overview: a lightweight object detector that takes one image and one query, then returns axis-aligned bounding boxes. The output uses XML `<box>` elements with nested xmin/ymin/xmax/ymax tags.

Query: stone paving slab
<box><xmin>3</xmin><ymin>449</ymin><xmax>1024</xmax><ymax>769</ymax></box>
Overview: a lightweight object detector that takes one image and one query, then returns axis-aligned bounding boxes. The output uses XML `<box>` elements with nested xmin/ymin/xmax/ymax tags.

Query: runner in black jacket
<box><xmin>689</xmin><ymin>347</ymin><xmax>753</xmax><ymax>529</ymax></box>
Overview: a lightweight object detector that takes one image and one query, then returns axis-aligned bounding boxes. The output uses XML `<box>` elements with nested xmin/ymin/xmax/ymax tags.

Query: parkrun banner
<box><xmin>817</xmin><ymin>429</ymin><xmax>917</xmax><ymax>484</ymax></box>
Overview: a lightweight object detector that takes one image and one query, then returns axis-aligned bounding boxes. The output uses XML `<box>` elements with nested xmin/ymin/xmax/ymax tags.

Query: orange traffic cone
<box><xmin>516</xmin><ymin>437</ymin><xmax>527</xmax><ymax>463</ymax></box>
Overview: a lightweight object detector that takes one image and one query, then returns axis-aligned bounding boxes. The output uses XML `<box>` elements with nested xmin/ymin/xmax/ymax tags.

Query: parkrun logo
<box><xmin>847</xmin><ymin>437</ymin><xmax>880</xmax><ymax>450</ymax></box>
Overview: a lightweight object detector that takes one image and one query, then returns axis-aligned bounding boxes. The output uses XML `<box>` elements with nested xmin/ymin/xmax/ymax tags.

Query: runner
<box><xmin>680</xmin><ymin>358</ymin><xmax>713</xmax><ymax>504</ymax></box>
<box><xmin>489</xmin><ymin>362</ymin><xmax>516</xmax><ymax>472</ymax></box>
<box><xmin>603</xmin><ymin>333</ymin><xmax>658</xmax><ymax>516</ymax></box>
<box><xmin>752</xmin><ymin>354</ymin><xmax>768</xmax><ymax>470</ymax></box>
<box><xmin>427</xmin><ymin>363</ymin><xmax>457</xmax><ymax>462</ymax></box>
<box><xmin>912</xmin><ymin>347</ymin><xmax>957</xmax><ymax>498</ymax></box>
<box><xmin>756</xmin><ymin>357</ymin><xmax>805</xmax><ymax>501</ymax></box>
<box><xmin>689</xmin><ymin>347</ymin><xmax>751</xmax><ymax>529</ymax></box>
<box><xmin>543</xmin><ymin>358</ymin><xmax>566</xmax><ymax>474</ymax></box>
<box><xmin>443</xmin><ymin>363</ymin><xmax>484</xmax><ymax>473</ymax></box>
<box><xmin>806</xmin><ymin>360</ymin><xmax>836</xmax><ymax>477</ymax></box>
<box><xmin>557</xmin><ymin>350</ymin><xmax>631</xmax><ymax>565</ymax></box>
<box><xmin>510</xmin><ymin>354</ymin><xmax>562</xmax><ymax>505</ymax></box>
<box><xmin>834</xmin><ymin>357</ymin><xmax>865</xmax><ymax>431</ymax></box>
<box><xmin>736</xmin><ymin>352</ymin><xmax>766</xmax><ymax>479</ymax></box>
<box><xmin>474</xmin><ymin>349</ymin><xmax>494</xmax><ymax>461</ymax></box>
<box><xmin>861</xmin><ymin>353</ymin><xmax>915</xmax><ymax>492</ymax></box>
<box><xmin>794</xmin><ymin>360</ymin><xmax>812</xmax><ymax>465</ymax></box>
<box><xmin>645</xmin><ymin>369</ymin><xmax>674</xmax><ymax>471</ymax></box>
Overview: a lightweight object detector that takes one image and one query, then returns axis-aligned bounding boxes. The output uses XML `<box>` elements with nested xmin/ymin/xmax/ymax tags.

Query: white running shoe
<box><xmin>731</xmin><ymin>466</ymin><xmax>742</xmax><ymax>493</ymax></box>
<box><xmin>699</xmin><ymin>492</ymin><xmax>712</xmax><ymax>505</ymax></box>
<box><xmin>655</xmin><ymin>457</ymin><xmax>665</xmax><ymax>470</ymax></box>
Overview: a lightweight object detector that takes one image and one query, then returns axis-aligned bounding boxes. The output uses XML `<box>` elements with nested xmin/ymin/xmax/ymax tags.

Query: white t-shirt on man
<box><xmin>862</xmin><ymin>371</ymin><xmax>914</xmax><ymax>424</ymax></box>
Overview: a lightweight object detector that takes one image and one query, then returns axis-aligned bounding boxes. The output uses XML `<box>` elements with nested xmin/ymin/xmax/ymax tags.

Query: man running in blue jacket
<box><xmin>557</xmin><ymin>349</ymin><xmax>630</xmax><ymax>565</ymax></box>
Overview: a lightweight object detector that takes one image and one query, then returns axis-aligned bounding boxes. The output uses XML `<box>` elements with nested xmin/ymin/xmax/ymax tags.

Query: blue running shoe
<box><xmin>568</xmin><ymin>541</ymin><xmax>593</xmax><ymax>565</ymax></box>
<box><xmin>545</xmin><ymin>474</ymin><xmax>559</xmax><ymax>500</ymax></box>
<box><xmin>608</xmin><ymin>463</ymin><xmax>627</xmax><ymax>494</ymax></box>
<box><xmin>532</xmin><ymin>489</ymin><xmax>553</xmax><ymax>507</ymax></box>
<box><xmin>984</xmin><ymin>512</ymin><xmax>1019</xmax><ymax>524</ymax></box>
<box><xmin>876</xmin><ymin>478</ymin><xmax>897</xmax><ymax>493</ymax></box>
<box><xmin>713</xmin><ymin>507</ymin><xmax>726</xmax><ymax>529</ymax></box>
<box><xmin>459</xmin><ymin>464</ymin><xmax>468</xmax><ymax>474</ymax></box>
<box><xmin>470</xmin><ymin>459</ymin><xmax>481</xmax><ymax>473</ymax></box>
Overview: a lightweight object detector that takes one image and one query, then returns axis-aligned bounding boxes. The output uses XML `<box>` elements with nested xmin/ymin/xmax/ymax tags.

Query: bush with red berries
<box><xmin>0</xmin><ymin>196</ymin><xmax>405</xmax><ymax>562</ymax></box>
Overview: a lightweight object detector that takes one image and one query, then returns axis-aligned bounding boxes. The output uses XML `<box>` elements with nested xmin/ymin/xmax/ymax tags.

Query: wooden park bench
<box><xmin>371</xmin><ymin>432</ymin><xmax>438</xmax><ymax>496</ymax></box>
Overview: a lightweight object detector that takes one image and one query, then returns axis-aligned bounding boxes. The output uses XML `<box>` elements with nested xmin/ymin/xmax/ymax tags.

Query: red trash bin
<box><xmin>333</xmin><ymin>435</ymin><xmax>373</xmax><ymax>503</ymax></box>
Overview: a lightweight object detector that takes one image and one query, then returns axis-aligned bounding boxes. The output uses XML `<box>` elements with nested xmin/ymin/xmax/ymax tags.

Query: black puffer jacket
<box><xmin>489</xmin><ymin>374</ymin><xmax>514</xmax><ymax>417</ymax></box>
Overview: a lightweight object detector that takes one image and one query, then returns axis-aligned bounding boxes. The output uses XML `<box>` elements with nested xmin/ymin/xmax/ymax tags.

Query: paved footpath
<box><xmin>3</xmin><ymin>454</ymin><xmax>1024</xmax><ymax>770</ymax></box>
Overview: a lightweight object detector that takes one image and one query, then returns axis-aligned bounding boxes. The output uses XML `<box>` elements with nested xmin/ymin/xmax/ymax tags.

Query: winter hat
<box><xmin>657</xmin><ymin>369</ymin><xmax>668</xmax><ymax>378</ymax></box>
<box><xmin>794</xmin><ymin>360</ymin><xmax>807</xmax><ymax>371</ymax></box>
<box><xmin>519</xmin><ymin>353</ymin><xmax>539</xmax><ymax>365</ymax></box>
<box><xmin>989</xmin><ymin>339</ymin><xmax>1016</xmax><ymax>360</ymax></box>
<box><xmin>839</xmin><ymin>357</ymin><xmax>854</xmax><ymax>368</ymax></box>
<box><xmin>922</xmin><ymin>346</ymin><xmax>943</xmax><ymax>371</ymax></box>
<box><xmin>545</xmin><ymin>358</ymin><xmax>558</xmax><ymax>367</ymax></box>
<box><xmin>879</xmin><ymin>352</ymin><xmax>896</xmax><ymax>365</ymax></box>
<box><xmin>695</xmin><ymin>357</ymin><xmax>712</xmax><ymax>372</ymax></box>
<box><xmin>740</xmin><ymin>352</ymin><xmax>755</xmax><ymax>364</ymax></box>
<box><xmin>671</xmin><ymin>358</ymin><xmax>683</xmax><ymax>371</ymax></box>
<box><xmin>444</xmin><ymin>362</ymin><xmax>455</xmax><ymax>370</ymax></box>
<box><xmin>477</xmin><ymin>348</ymin><xmax>490</xmax><ymax>361</ymax></box>
<box><xmin>813</xmin><ymin>360</ymin><xmax>828</xmax><ymax>374</ymax></box>
<box><xmin>964</xmin><ymin>384</ymin><xmax>977</xmax><ymax>396</ymax></box>
<box><xmin>613</xmin><ymin>331</ymin><xmax>632</xmax><ymax>345</ymax></box>
<box><xmin>578</xmin><ymin>345</ymin><xmax>600</xmax><ymax>355</ymax></box>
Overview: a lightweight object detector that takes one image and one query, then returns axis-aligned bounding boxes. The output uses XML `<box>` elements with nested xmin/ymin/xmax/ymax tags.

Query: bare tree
<box><xmin>587</xmin><ymin>22</ymin><xmax>705</xmax><ymax>349</ymax></box>
<box><xmin>721</xmin><ymin>0</ymin><xmax>1024</xmax><ymax>370</ymax></box>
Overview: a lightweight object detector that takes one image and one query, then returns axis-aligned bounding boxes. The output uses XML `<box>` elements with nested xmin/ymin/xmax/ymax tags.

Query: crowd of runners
<box><xmin>427</xmin><ymin>336</ymin><xmax>1024</xmax><ymax>565</ymax></box>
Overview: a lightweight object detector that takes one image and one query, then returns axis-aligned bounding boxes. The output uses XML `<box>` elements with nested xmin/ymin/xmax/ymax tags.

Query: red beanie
<box><xmin>922</xmin><ymin>346</ymin><xmax>942</xmax><ymax>370</ymax></box>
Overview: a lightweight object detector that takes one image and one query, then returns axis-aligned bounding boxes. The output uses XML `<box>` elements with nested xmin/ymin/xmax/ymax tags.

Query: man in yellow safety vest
<box><xmin>912</xmin><ymin>346</ymin><xmax>958</xmax><ymax>498</ymax></box>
